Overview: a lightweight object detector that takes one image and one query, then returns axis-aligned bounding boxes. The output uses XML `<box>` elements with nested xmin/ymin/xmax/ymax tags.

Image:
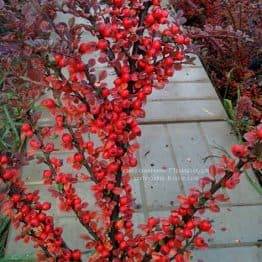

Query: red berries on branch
<box><xmin>231</xmin><ymin>144</ymin><xmax>248</xmax><ymax>158</ymax></box>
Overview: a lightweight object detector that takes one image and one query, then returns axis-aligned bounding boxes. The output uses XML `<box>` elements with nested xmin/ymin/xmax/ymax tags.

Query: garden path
<box><xmin>5</xmin><ymin>41</ymin><xmax>262</xmax><ymax>262</ymax></box>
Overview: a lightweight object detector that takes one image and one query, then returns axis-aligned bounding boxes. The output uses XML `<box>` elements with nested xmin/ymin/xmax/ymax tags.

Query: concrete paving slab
<box><xmin>200</xmin><ymin>121</ymin><xmax>262</xmax><ymax>205</ymax></box>
<box><xmin>170</xmin><ymin>67</ymin><xmax>210</xmax><ymax>82</ymax></box>
<box><xmin>138</xmin><ymin>125</ymin><xmax>183</xmax><ymax>209</ymax></box>
<box><xmin>167</xmin><ymin>123</ymin><xmax>211</xmax><ymax>192</ymax></box>
<box><xmin>149</xmin><ymin>82</ymin><xmax>217</xmax><ymax>101</ymax></box>
<box><xmin>142</xmin><ymin>100</ymin><xmax>227</xmax><ymax>123</ymax></box>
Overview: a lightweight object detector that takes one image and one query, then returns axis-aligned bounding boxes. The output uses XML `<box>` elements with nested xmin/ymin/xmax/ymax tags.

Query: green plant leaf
<box><xmin>82</xmin><ymin>249</ymin><xmax>95</xmax><ymax>257</ymax></box>
<box><xmin>0</xmin><ymin>216</ymin><xmax>10</xmax><ymax>258</ymax></box>
<box><xmin>55</xmin><ymin>183</ymin><xmax>63</xmax><ymax>192</ymax></box>
<box><xmin>0</xmin><ymin>137</ymin><xmax>9</xmax><ymax>150</ymax></box>
<box><xmin>237</xmin><ymin>88</ymin><xmax>241</xmax><ymax>100</ymax></box>
<box><xmin>3</xmin><ymin>106</ymin><xmax>20</xmax><ymax>147</ymax></box>
<box><xmin>223</xmin><ymin>99</ymin><xmax>235</xmax><ymax>120</ymax></box>
<box><xmin>0</xmin><ymin>254</ymin><xmax>36</xmax><ymax>262</ymax></box>
<box><xmin>244</xmin><ymin>171</ymin><xmax>262</xmax><ymax>195</ymax></box>
<box><xmin>0</xmin><ymin>216</ymin><xmax>10</xmax><ymax>234</ymax></box>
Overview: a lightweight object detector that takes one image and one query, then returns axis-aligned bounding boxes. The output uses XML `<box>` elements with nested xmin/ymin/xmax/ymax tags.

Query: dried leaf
<box><xmin>98</xmin><ymin>70</ymin><xmax>107</xmax><ymax>81</ymax></box>
<box><xmin>88</xmin><ymin>58</ymin><xmax>96</xmax><ymax>67</ymax></box>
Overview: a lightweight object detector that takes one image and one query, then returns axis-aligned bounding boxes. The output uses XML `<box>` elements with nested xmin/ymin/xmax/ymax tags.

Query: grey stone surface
<box><xmin>169</xmin><ymin>66</ymin><xmax>210</xmax><ymax>82</ymax></box>
<box><xmin>142</xmin><ymin>100</ymin><xmax>227</xmax><ymax>123</ymax></box>
<box><xmin>200</xmin><ymin>121</ymin><xmax>262</xmax><ymax>205</ymax></box>
<box><xmin>166</xmin><ymin>123</ymin><xmax>211</xmax><ymax>192</ymax></box>
<box><xmin>6</xmin><ymin>226</ymin><xmax>36</xmax><ymax>256</ymax></box>
<box><xmin>202</xmin><ymin>206</ymin><xmax>262</xmax><ymax>245</ymax></box>
<box><xmin>138</xmin><ymin>125</ymin><xmax>183</xmax><ymax>209</ymax></box>
<box><xmin>57</xmin><ymin>216</ymin><xmax>90</xmax><ymax>252</ymax></box>
<box><xmin>149</xmin><ymin>82</ymin><xmax>217</xmax><ymax>101</ymax></box>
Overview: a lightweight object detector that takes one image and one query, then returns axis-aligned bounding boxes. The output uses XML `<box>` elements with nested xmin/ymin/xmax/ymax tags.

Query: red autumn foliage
<box><xmin>172</xmin><ymin>0</ymin><xmax>261</xmax><ymax>134</ymax></box>
<box><xmin>0</xmin><ymin>1</ymin><xmax>261</xmax><ymax>262</ymax></box>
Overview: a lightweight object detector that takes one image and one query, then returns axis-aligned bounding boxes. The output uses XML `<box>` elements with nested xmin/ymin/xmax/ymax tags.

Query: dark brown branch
<box><xmin>108</xmin><ymin>169</ymin><xmax>123</xmax><ymax>260</ymax></box>
<box><xmin>132</xmin><ymin>1</ymin><xmax>152</xmax><ymax>56</ymax></box>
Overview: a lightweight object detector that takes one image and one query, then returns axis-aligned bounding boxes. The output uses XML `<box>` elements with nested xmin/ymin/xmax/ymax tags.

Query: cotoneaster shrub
<box><xmin>0</xmin><ymin>1</ymin><xmax>261</xmax><ymax>261</ymax></box>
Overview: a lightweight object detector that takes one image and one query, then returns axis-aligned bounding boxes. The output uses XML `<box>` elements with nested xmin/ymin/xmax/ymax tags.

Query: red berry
<box><xmin>257</xmin><ymin>128</ymin><xmax>262</xmax><ymax>140</ymax></box>
<box><xmin>129</xmin><ymin>157</ymin><xmax>137</xmax><ymax>167</ymax></box>
<box><xmin>160</xmin><ymin>244</ymin><xmax>170</xmax><ymax>254</ymax></box>
<box><xmin>148</xmin><ymin>217</ymin><xmax>158</xmax><ymax>227</ymax></box>
<box><xmin>174</xmin><ymin>51</ymin><xmax>184</xmax><ymax>61</ymax></box>
<box><xmin>43</xmin><ymin>170</ymin><xmax>52</xmax><ymax>178</ymax></box>
<box><xmin>231</xmin><ymin>144</ymin><xmax>248</xmax><ymax>158</ymax></box>
<box><xmin>119</xmin><ymin>240</ymin><xmax>127</xmax><ymax>249</ymax></box>
<box><xmin>29</xmin><ymin>139</ymin><xmax>41</xmax><ymax>149</ymax></box>
<box><xmin>115</xmin><ymin>232</ymin><xmax>124</xmax><ymax>242</ymax></box>
<box><xmin>82</xmin><ymin>213</ymin><xmax>91</xmax><ymax>223</ymax></box>
<box><xmin>0</xmin><ymin>155</ymin><xmax>8</xmax><ymax>165</ymax></box>
<box><xmin>79</xmin><ymin>42</ymin><xmax>93</xmax><ymax>54</ymax></box>
<box><xmin>38</xmin><ymin>213</ymin><xmax>46</xmax><ymax>222</ymax></box>
<box><xmin>30</xmin><ymin>218</ymin><xmax>40</xmax><ymax>227</ymax></box>
<box><xmin>74</xmin><ymin>153</ymin><xmax>84</xmax><ymax>162</ymax></box>
<box><xmin>199</xmin><ymin>220</ymin><xmax>212</xmax><ymax>232</ymax></box>
<box><xmin>145</xmin><ymin>14</ymin><xmax>155</xmax><ymax>25</ymax></box>
<box><xmin>170</xmin><ymin>24</ymin><xmax>179</xmax><ymax>34</ymax></box>
<box><xmin>54</xmin><ymin>54</ymin><xmax>62</xmax><ymax>63</ymax></box>
<box><xmin>71</xmin><ymin>250</ymin><xmax>81</xmax><ymax>261</ymax></box>
<box><xmin>11</xmin><ymin>194</ymin><xmax>21</xmax><ymax>203</ymax></box>
<box><xmin>107</xmin><ymin>162</ymin><xmax>119</xmax><ymax>173</ymax></box>
<box><xmin>42</xmin><ymin>202</ymin><xmax>51</xmax><ymax>211</ymax></box>
<box><xmin>113</xmin><ymin>0</ymin><xmax>123</xmax><ymax>6</ymax></box>
<box><xmin>3</xmin><ymin>169</ymin><xmax>16</xmax><ymax>180</ymax></box>
<box><xmin>41</xmin><ymin>99</ymin><xmax>56</xmax><ymax>108</ymax></box>
<box><xmin>101</xmin><ymin>87</ymin><xmax>110</xmax><ymax>97</ymax></box>
<box><xmin>21</xmin><ymin>123</ymin><xmax>31</xmax><ymax>132</ymax></box>
<box><xmin>194</xmin><ymin>236</ymin><xmax>207</xmax><ymax>248</ymax></box>
<box><xmin>62</xmin><ymin>133</ymin><xmax>72</xmax><ymax>144</ymax></box>
<box><xmin>120</xmin><ymin>196</ymin><xmax>128</xmax><ymax>205</ymax></box>
<box><xmin>44</xmin><ymin>143</ymin><xmax>55</xmax><ymax>153</ymax></box>
<box><xmin>40</xmin><ymin>232</ymin><xmax>48</xmax><ymax>240</ymax></box>
<box><xmin>26</xmin><ymin>130</ymin><xmax>34</xmax><ymax>137</ymax></box>
<box><xmin>169</xmin><ymin>213</ymin><xmax>180</xmax><ymax>225</ymax></box>
<box><xmin>97</xmin><ymin>39</ymin><xmax>108</xmax><ymax>50</ymax></box>
<box><xmin>182</xmin><ymin>228</ymin><xmax>192</xmax><ymax>238</ymax></box>
<box><xmin>175</xmin><ymin>254</ymin><xmax>184</xmax><ymax>262</ymax></box>
<box><xmin>174</xmin><ymin>34</ymin><xmax>185</xmax><ymax>44</ymax></box>
<box><xmin>186</xmin><ymin>221</ymin><xmax>195</xmax><ymax>230</ymax></box>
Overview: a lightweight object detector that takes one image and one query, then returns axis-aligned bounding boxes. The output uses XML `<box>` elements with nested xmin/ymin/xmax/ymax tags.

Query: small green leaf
<box><xmin>0</xmin><ymin>216</ymin><xmax>10</xmax><ymax>234</ymax></box>
<box><xmin>0</xmin><ymin>253</ymin><xmax>36</xmax><ymax>262</ymax></box>
<box><xmin>3</xmin><ymin>106</ymin><xmax>20</xmax><ymax>146</ymax></box>
<box><xmin>6</xmin><ymin>93</ymin><xmax>14</xmax><ymax>100</ymax></box>
<box><xmin>82</xmin><ymin>249</ymin><xmax>95</xmax><ymax>257</ymax></box>
<box><xmin>55</xmin><ymin>183</ymin><xmax>63</xmax><ymax>192</ymax></box>
<box><xmin>244</xmin><ymin>171</ymin><xmax>262</xmax><ymax>195</ymax></box>
<box><xmin>237</xmin><ymin>88</ymin><xmax>241</xmax><ymax>100</ymax></box>
<box><xmin>68</xmin><ymin>17</ymin><xmax>75</xmax><ymax>27</ymax></box>
<box><xmin>223</xmin><ymin>99</ymin><xmax>235</xmax><ymax>120</ymax></box>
